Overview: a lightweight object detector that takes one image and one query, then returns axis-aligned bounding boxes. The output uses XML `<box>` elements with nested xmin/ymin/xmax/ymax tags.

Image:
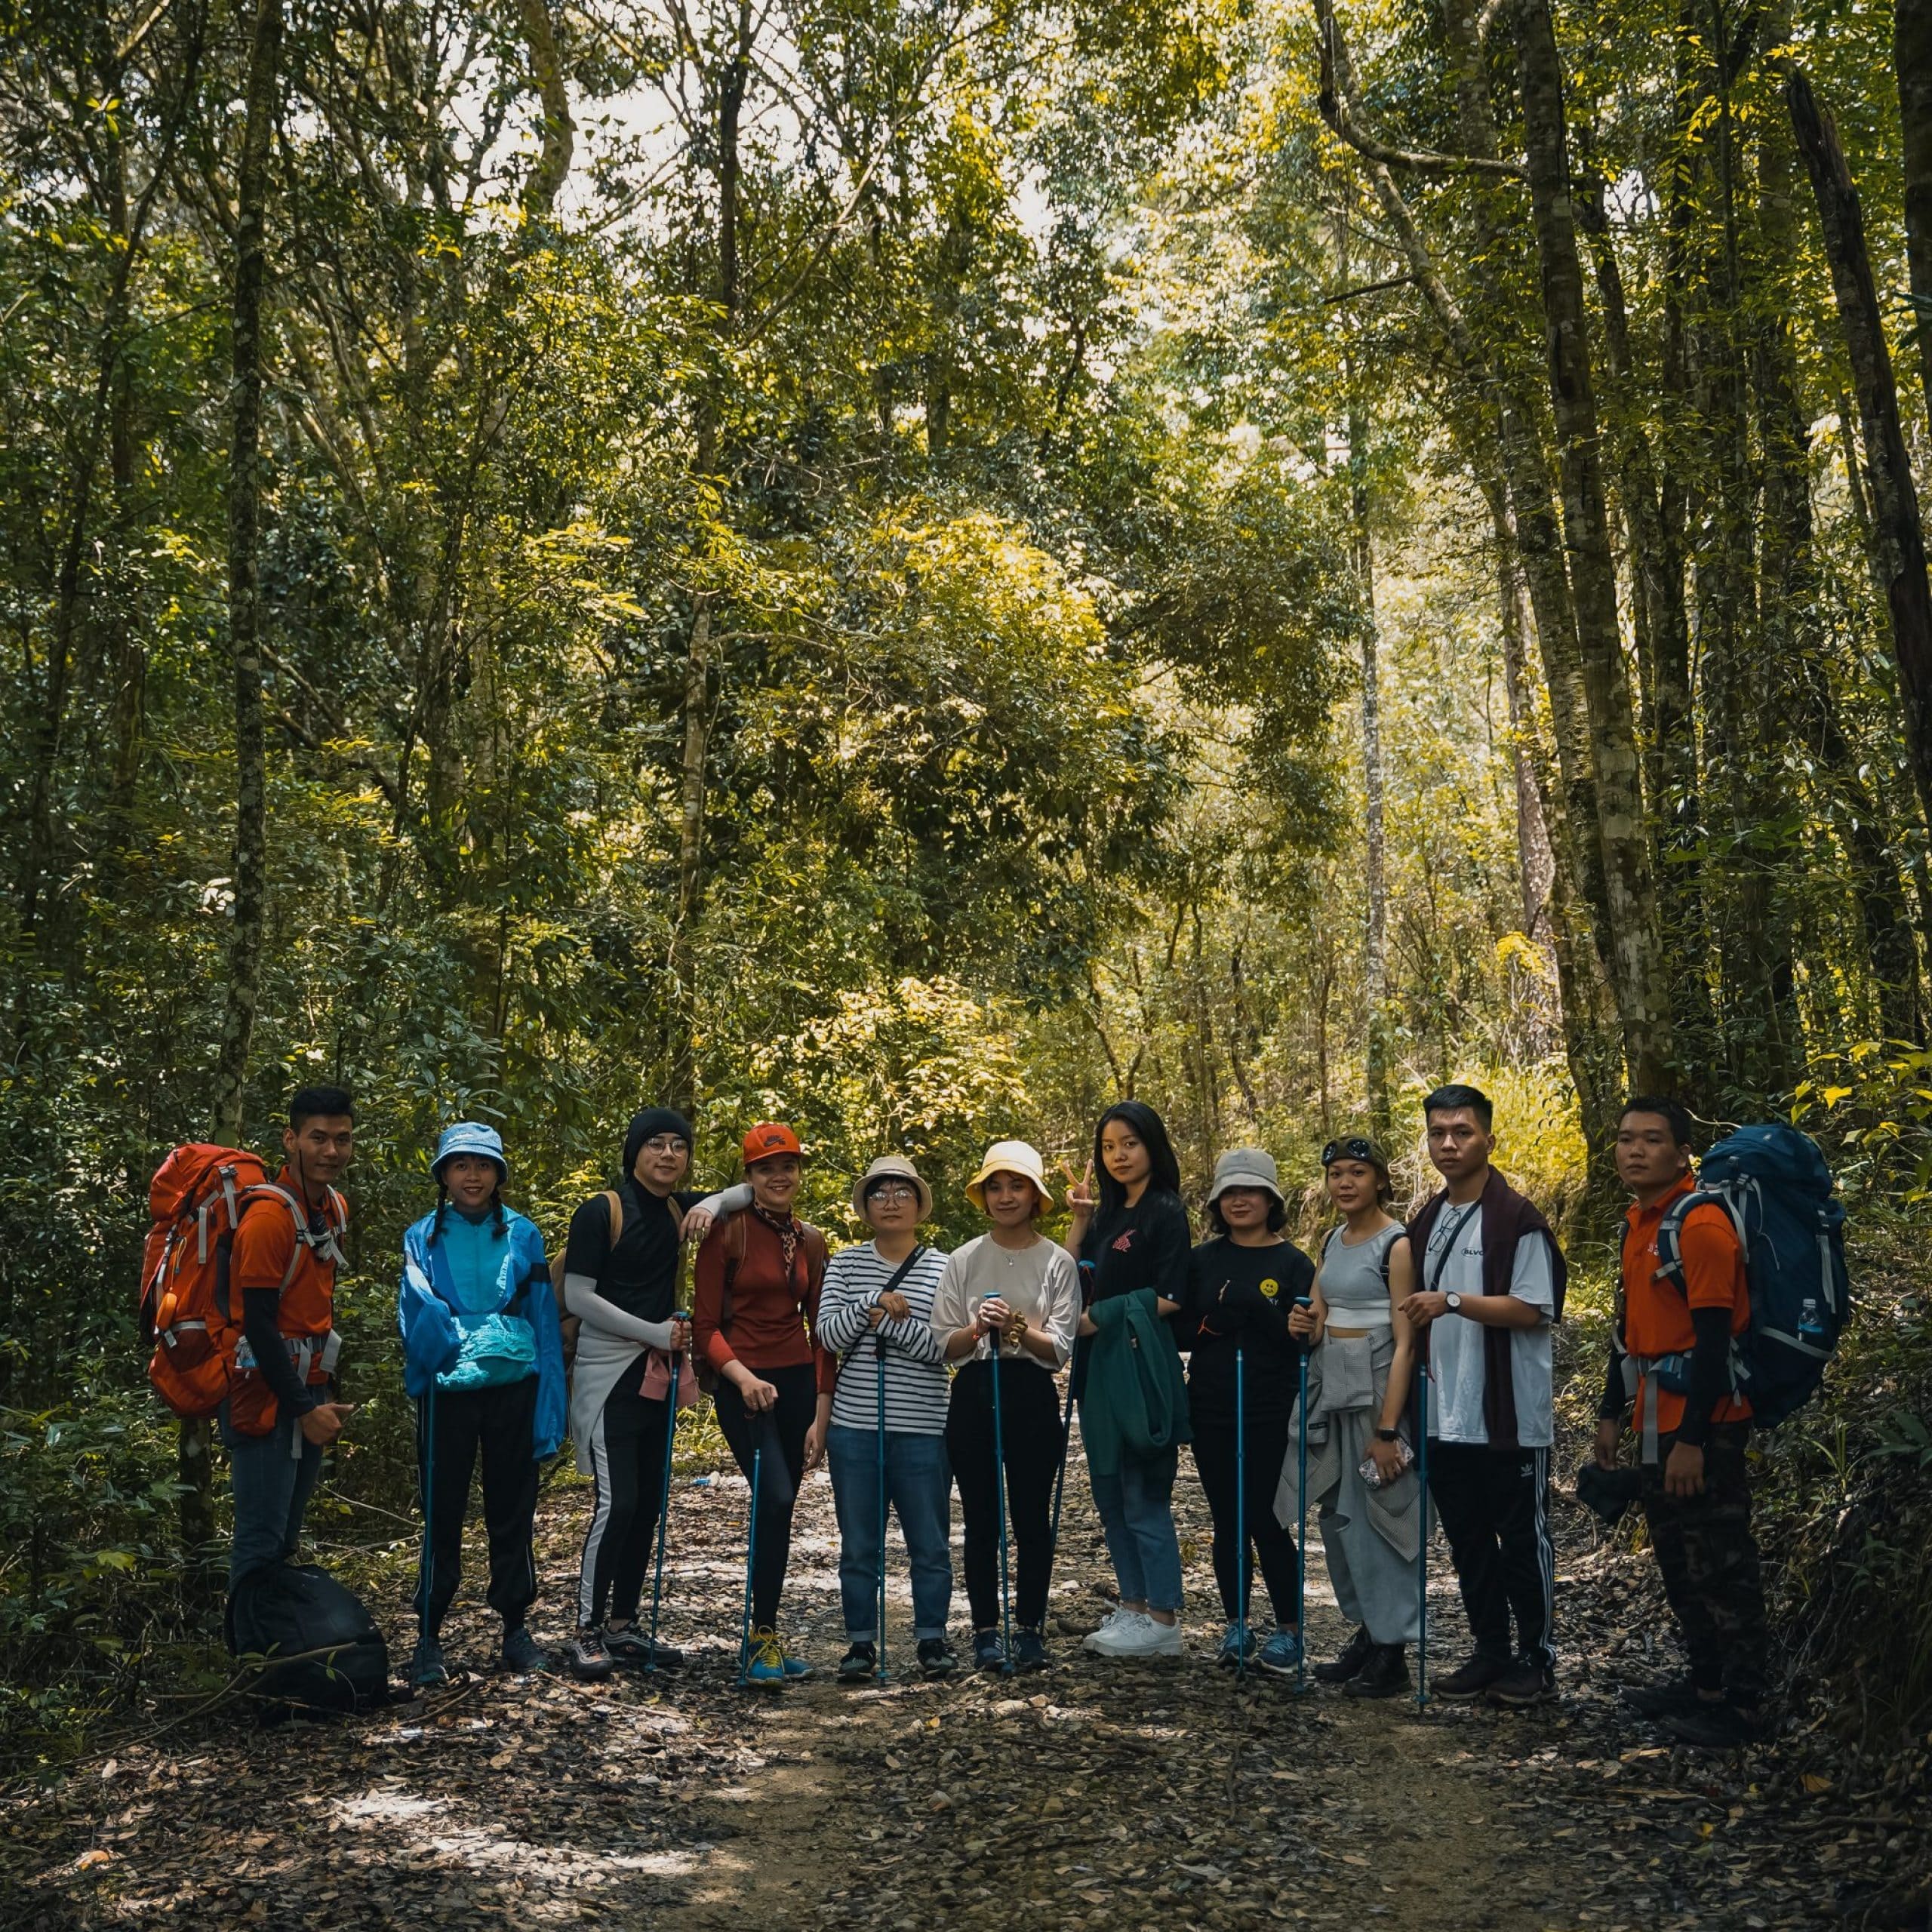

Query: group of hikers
<box><xmin>213</xmin><ymin>1081</ymin><xmax>1773</xmax><ymax>1751</ymax></box>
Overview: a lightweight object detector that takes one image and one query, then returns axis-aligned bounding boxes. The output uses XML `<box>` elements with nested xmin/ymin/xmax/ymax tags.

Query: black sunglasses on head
<box><xmin>1322</xmin><ymin>1137</ymin><xmax>1386</xmax><ymax>1168</ymax></box>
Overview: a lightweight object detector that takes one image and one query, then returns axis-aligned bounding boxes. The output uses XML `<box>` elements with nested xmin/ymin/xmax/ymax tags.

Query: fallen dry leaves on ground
<box><xmin>2</xmin><ymin>1422</ymin><xmax>1925</xmax><ymax>1930</ymax></box>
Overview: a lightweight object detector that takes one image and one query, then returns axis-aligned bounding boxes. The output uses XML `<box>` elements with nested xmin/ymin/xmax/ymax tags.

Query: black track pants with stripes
<box><xmin>576</xmin><ymin>1370</ymin><xmax>672</xmax><ymax>1630</ymax></box>
<box><xmin>1425</xmin><ymin>1441</ymin><xmax>1554</xmax><ymax>1667</ymax></box>
<box><xmin>414</xmin><ymin>1376</ymin><xmax>541</xmax><ymax>1638</ymax></box>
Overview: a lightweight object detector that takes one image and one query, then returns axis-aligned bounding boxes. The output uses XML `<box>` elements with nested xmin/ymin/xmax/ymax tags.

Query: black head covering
<box><xmin>622</xmin><ymin>1107</ymin><xmax>695</xmax><ymax>1183</ymax></box>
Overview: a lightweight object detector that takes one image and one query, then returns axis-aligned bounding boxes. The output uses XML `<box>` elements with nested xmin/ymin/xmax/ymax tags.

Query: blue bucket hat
<box><xmin>432</xmin><ymin>1121</ymin><xmax>508</xmax><ymax>1182</ymax></box>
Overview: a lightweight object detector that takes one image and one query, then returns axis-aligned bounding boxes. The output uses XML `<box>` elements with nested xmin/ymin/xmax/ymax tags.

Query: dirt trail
<box><xmin>0</xmin><ymin>1438</ymin><xmax>1857</xmax><ymax>1930</ymax></box>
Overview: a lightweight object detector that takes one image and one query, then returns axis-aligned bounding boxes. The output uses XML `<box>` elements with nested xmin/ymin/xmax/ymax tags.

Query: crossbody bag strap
<box><xmin>840</xmin><ymin>1244</ymin><xmax>928</xmax><ymax>1369</ymax></box>
<box><xmin>1426</xmin><ymin>1204</ymin><xmax>1481</xmax><ymax>1297</ymax></box>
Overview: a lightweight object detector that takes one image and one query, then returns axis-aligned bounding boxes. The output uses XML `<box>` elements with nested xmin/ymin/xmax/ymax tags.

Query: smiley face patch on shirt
<box><xmin>1260</xmin><ymin>1278</ymin><xmax>1280</xmax><ymax>1300</ymax></box>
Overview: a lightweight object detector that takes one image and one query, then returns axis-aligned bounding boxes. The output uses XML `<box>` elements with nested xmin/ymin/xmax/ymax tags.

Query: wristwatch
<box><xmin>1445</xmin><ymin>1291</ymin><xmax>1465</xmax><ymax>1315</ymax></box>
<box><xmin>1375</xmin><ymin>1426</ymin><xmax>1399</xmax><ymax>1443</ymax></box>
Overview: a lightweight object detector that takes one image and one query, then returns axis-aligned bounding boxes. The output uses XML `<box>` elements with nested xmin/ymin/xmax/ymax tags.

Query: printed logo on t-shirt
<box><xmin>1259</xmin><ymin>1278</ymin><xmax>1280</xmax><ymax>1300</ymax></box>
<box><xmin>1111</xmin><ymin>1231</ymin><xmax>1134</xmax><ymax>1253</ymax></box>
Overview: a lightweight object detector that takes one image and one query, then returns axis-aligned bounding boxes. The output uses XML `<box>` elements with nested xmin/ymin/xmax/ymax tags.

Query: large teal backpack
<box><xmin>1654</xmin><ymin>1124</ymin><xmax>1850</xmax><ymax>1428</ymax></box>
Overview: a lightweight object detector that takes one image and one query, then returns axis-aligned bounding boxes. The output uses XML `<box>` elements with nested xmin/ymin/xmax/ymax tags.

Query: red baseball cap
<box><xmin>742</xmin><ymin>1121</ymin><xmax>804</xmax><ymax>1166</ymax></box>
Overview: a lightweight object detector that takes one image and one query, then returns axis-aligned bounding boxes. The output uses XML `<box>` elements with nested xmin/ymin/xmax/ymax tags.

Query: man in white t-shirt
<box><xmin>1400</xmin><ymin>1084</ymin><xmax>1567</xmax><ymax>1707</ymax></box>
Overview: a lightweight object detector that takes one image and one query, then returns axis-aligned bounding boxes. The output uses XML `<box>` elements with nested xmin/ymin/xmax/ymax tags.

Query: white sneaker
<box><xmin>1087</xmin><ymin>1612</ymin><xmax>1183</xmax><ymax>1659</ymax></box>
<box><xmin>1081</xmin><ymin>1605</ymin><xmax>1123</xmax><ymax>1653</ymax></box>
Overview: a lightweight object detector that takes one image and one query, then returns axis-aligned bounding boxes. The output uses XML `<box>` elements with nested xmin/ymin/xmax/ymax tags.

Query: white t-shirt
<box><xmin>929</xmin><ymin>1234</ymin><xmax>1080</xmax><ymax>1371</ymax></box>
<box><xmin>1421</xmin><ymin>1204</ymin><xmax>1555</xmax><ymax>1448</ymax></box>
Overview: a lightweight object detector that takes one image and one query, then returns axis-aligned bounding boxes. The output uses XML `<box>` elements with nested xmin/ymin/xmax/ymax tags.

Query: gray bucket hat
<box><xmin>851</xmin><ymin>1154</ymin><xmax>934</xmax><ymax>1222</ymax></box>
<box><xmin>1207</xmin><ymin>1146</ymin><xmax>1284</xmax><ymax>1205</ymax></box>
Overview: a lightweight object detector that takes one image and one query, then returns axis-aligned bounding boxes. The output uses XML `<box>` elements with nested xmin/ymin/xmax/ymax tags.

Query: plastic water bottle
<box><xmin>1798</xmin><ymin>1297</ymin><xmax>1825</xmax><ymax>1346</ymax></box>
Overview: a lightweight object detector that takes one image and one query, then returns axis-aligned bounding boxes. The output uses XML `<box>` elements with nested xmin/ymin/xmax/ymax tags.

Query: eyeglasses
<box><xmin>642</xmin><ymin>1137</ymin><xmax>689</xmax><ymax>1155</ymax></box>
<box><xmin>867</xmin><ymin>1185</ymin><xmax>918</xmax><ymax>1204</ymax></box>
<box><xmin>1321</xmin><ymin>1137</ymin><xmax>1385</xmax><ymax>1168</ymax></box>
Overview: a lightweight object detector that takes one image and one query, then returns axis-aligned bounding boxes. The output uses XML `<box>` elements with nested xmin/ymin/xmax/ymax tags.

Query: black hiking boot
<box><xmin>838</xmin><ymin>1641</ymin><xmax>878</xmax><ymax>1683</ymax></box>
<box><xmin>1008</xmin><ymin>1629</ymin><xmax>1049</xmax><ymax>1672</ymax></box>
<box><xmin>1432</xmin><ymin>1651</ymin><xmax>1510</xmax><ymax>1698</ymax></box>
<box><xmin>918</xmin><ymin>1637</ymin><xmax>961</xmax><ymax>1678</ymax></box>
<box><xmin>1343</xmin><ymin>1644</ymin><xmax>1411</xmax><ymax>1700</ymax></box>
<box><xmin>1487</xmin><ymin>1659</ymin><xmax>1556</xmax><ymax>1707</ymax></box>
<box><xmin>1620</xmin><ymin>1675</ymin><xmax>1703</xmax><ymax>1721</ymax></box>
<box><xmin>971</xmin><ymin>1627</ymin><xmax>1008</xmax><ymax>1671</ymax></box>
<box><xmin>1313</xmin><ymin>1626</ymin><xmax>1376</xmax><ymax>1685</ymax></box>
<box><xmin>1664</xmin><ymin>1698</ymin><xmax>1767</xmax><ymax>1749</ymax></box>
<box><xmin>500</xmin><ymin>1626</ymin><xmax>549</xmax><ymax>1675</ymax></box>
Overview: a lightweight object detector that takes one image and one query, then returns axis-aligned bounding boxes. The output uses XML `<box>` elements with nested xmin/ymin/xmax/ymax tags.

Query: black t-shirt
<box><xmin>1179</xmin><ymin>1236</ymin><xmax>1315</xmax><ymax>1427</ymax></box>
<box><xmin>1079</xmin><ymin>1189</ymin><xmax>1192</xmax><ymax>1306</ymax></box>
<box><xmin>561</xmin><ymin>1180</ymin><xmax>704</xmax><ymax>1325</ymax></box>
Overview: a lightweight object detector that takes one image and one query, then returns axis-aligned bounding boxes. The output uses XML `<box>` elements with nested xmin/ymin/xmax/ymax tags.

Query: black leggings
<box><xmin>1190</xmin><ymin>1411</ymin><xmax>1300</xmax><ymax>1625</ymax></box>
<box><xmin>577</xmin><ymin>1366</ymin><xmax>672</xmax><ymax>1629</ymax></box>
<box><xmin>713</xmin><ymin>1364</ymin><xmax>818</xmax><ymax>1632</ymax></box>
<box><xmin>946</xmin><ymin>1358</ymin><xmax>1061</xmax><ymax>1632</ymax></box>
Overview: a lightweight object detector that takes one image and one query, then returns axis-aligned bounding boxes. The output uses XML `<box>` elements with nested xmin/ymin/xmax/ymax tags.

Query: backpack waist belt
<box><xmin>1624</xmin><ymin>1346</ymin><xmax>1740</xmax><ymax>1464</ymax></box>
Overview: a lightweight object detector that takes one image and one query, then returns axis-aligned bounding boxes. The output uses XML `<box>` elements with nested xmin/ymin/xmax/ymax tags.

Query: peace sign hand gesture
<box><xmin>1064</xmin><ymin>1159</ymin><xmax>1097</xmax><ymax>1226</ymax></box>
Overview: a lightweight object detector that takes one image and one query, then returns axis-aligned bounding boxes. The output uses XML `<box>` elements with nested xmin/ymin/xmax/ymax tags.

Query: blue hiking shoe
<box><xmin>1256</xmin><ymin>1628</ymin><xmax>1304</xmax><ymax>1676</ymax></box>
<box><xmin>972</xmin><ymin>1627</ymin><xmax>1008</xmax><ymax>1671</ymax></box>
<box><xmin>743</xmin><ymin>1628</ymin><xmax>788</xmax><ymax>1686</ymax></box>
<box><xmin>1217</xmin><ymin>1622</ymin><xmax>1258</xmax><ymax>1669</ymax></box>
<box><xmin>410</xmin><ymin>1635</ymin><xmax>449</xmax><ymax>1691</ymax></box>
<box><xmin>779</xmin><ymin>1641</ymin><xmax>812</xmax><ymax>1681</ymax></box>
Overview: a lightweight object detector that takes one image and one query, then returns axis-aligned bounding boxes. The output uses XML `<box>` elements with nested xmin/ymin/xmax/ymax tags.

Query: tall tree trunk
<box><xmin>1693</xmin><ymin>8</ymin><xmax>1795</xmax><ymax>1098</ymax></box>
<box><xmin>201</xmin><ymin>0</ymin><xmax>284</xmax><ymax>1590</ymax></box>
<box><xmin>211</xmin><ymin>0</ymin><xmax>283</xmax><ymax>1140</ymax></box>
<box><xmin>1513</xmin><ymin>0</ymin><xmax>1675</xmax><ymax>1091</ymax></box>
<box><xmin>1343</xmin><ymin>303</ymin><xmax>1392</xmax><ymax>1141</ymax></box>
<box><xmin>1898</xmin><ymin>0</ymin><xmax>1932</xmax><ymax>432</ymax></box>
<box><xmin>668</xmin><ymin>595</ymin><xmax>713</xmax><ymax>1112</ymax></box>
<box><xmin>1787</xmin><ymin>65</ymin><xmax>1932</xmax><ymax>838</ymax></box>
<box><xmin>1491</xmin><ymin>492</ymin><xmax>1623</xmax><ymax>1217</ymax></box>
<box><xmin>1325</xmin><ymin>0</ymin><xmax>1624</xmax><ymax>1027</ymax></box>
<box><xmin>515</xmin><ymin>0</ymin><xmax>575</xmax><ymax>220</ymax></box>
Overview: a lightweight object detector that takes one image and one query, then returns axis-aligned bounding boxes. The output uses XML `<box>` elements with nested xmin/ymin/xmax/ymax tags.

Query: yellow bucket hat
<box><xmin>964</xmin><ymin>1140</ymin><xmax>1057</xmax><ymax>1213</ymax></box>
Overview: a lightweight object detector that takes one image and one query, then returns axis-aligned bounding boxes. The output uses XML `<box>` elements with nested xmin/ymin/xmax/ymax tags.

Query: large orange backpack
<box><xmin>139</xmin><ymin>1144</ymin><xmax>334</xmax><ymax>1420</ymax></box>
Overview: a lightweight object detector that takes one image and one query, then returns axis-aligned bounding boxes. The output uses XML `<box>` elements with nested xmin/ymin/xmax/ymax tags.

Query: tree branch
<box><xmin>1315</xmin><ymin>0</ymin><xmax>1526</xmax><ymax>180</ymax></box>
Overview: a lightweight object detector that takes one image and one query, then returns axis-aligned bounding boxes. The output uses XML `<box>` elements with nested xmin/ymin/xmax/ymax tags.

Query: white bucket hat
<box><xmin>965</xmin><ymin>1140</ymin><xmax>1057</xmax><ymax>1212</ymax></box>
<box><xmin>851</xmin><ymin>1154</ymin><xmax>933</xmax><ymax>1222</ymax></box>
<box><xmin>1207</xmin><ymin>1146</ymin><xmax>1284</xmax><ymax>1205</ymax></box>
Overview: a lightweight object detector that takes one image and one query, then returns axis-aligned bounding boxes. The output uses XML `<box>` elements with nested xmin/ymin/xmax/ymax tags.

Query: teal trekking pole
<box><xmin>989</xmin><ymin>1335</ymin><xmax>1014</xmax><ymax>1673</ymax></box>
<box><xmin>1416</xmin><ymin>1357</ymin><xmax>1430</xmax><ymax>1712</ymax></box>
<box><xmin>737</xmin><ymin>1435</ymin><xmax>762</xmax><ymax>1688</ymax></box>
<box><xmin>1295</xmin><ymin>1297</ymin><xmax>1312</xmax><ymax>1693</ymax></box>
<box><xmin>875</xmin><ymin>1324</ymin><xmax>891</xmax><ymax>1682</ymax></box>
<box><xmin>1235</xmin><ymin>1344</ymin><xmax>1247</xmax><ymax>1681</ymax></box>
<box><xmin>644</xmin><ymin>1315</ymin><xmax>688</xmax><ymax>1676</ymax></box>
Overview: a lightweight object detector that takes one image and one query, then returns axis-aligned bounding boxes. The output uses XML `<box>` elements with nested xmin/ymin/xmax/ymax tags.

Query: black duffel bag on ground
<box><xmin>227</xmin><ymin>1561</ymin><xmax>392</xmax><ymax>1715</ymax></box>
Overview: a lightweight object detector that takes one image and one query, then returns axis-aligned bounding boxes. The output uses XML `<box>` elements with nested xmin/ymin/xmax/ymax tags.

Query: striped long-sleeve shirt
<box><xmin>815</xmin><ymin>1242</ymin><xmax>950</xmax><ymax>1435</ymax></box>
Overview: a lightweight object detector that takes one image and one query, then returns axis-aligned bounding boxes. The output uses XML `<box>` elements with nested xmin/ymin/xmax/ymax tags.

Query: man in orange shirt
<box><xmin>1595</xmin><ymin>1097</ymin><xmax>1767</xmax><ymax>1749</ymax></box>
<box><xmin>222</xmin><ymin>1088</ymin><xmax>355</xmax><ymax>1589</ymax></box>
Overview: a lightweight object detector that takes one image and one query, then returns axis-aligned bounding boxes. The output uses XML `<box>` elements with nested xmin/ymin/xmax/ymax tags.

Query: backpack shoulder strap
<box><xmin>237</xmin><ymin>1183</ymin><xmax>310</xmax><ymax>1294</ymax></box>
<box><xmin>1654</xmin><ymin>1187</ymin><xmax>1744</xmax><ymax>1294</ymax></box>
<box><xmin>605</xmin><ymin>1189</ymin><xmax>624</xmax><ymax>1246</ymax></box>
<box><xmin>802</xmin><ymin>1223</ymin><xmax>829</xmax><ymax>1287</ymax></box>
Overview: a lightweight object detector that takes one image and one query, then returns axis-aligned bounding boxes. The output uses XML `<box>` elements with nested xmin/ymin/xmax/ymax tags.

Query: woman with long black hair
<box><xmin>1064</xmin><ymin>1100</ymin><xmax>1193</xmax><ymax>1659</ymax></box>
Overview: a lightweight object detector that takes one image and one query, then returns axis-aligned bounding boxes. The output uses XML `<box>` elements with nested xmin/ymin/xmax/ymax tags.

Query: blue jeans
<box><xmin>826</xmin><ymin>1425</ymin><xmax>953</xmax><ymax>1640</ymax></box>
<box><xmin>222</xmin><ymin>1401</ymin><xmax>321</xmax><ymax>1588</ymax></box>
<box><xmin>1089</xmin><ymin>1453</ymin><xmax>1184</xmax><ymax>1615</ymax></box>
